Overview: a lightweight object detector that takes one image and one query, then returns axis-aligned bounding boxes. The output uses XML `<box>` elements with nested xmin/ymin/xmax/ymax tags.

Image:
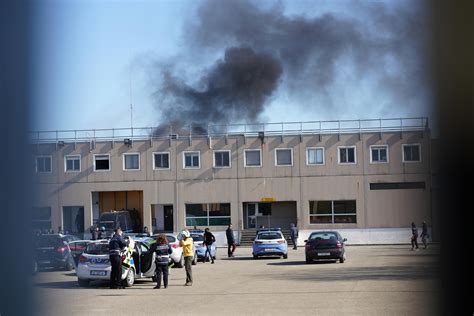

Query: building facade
<box><xmin>31</xmin><ymin>118</ymin><xmax>435</xmax><ymax>245</ymax></box>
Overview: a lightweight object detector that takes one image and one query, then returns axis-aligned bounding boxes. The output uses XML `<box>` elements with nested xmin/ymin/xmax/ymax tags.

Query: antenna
<box><xmin>129</xmin><ymin>57</ymin><xmax>133</xmax><ymax>138</ymax></box>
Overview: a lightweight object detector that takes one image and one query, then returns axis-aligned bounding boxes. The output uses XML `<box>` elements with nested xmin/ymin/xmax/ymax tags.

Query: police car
<box><xmin>189</xmin><ymin>230</ymin><xmax>217</xmax><ymax>263</ymax></box>
<box><xmin>252</xmin><ymin>228</ymin><xmax>288</xmax><ymax>259</ymax></box>
<box><xmin>76</xmin><ymin>237</ymin><xmax>156</xmax><ymax>287</ymax></box>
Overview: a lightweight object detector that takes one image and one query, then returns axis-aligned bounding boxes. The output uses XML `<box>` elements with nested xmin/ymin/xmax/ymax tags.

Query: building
<box><xmin>31</xmin><ymin>118</ymin><xmax>436</xmax><ymax>245</ymax></box>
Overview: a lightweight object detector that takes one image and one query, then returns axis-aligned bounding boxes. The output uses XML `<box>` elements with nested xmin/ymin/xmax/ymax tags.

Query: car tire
<box><xmin>122</xmin><ymin>269</ymin><xmax>134</xmax><ymax>287</ymax></box>
<box><xmin>339</xmin><ymin>256</ymin><xmax>345</xmax><ymax>263</ymax></box>
<box><xmin>253</xmin><ymin>254</ymin><xmax>257</xmax><ymax>259</ymax></box>
<box><xmin>78</xmin><ymin>279</ymin><xmax>89</xmax><ymax>287</ymax></box>
<box><xmin>283</xmin><ymin>254</ymin><xmax>288</xmax><ymax>259</ymax></box>
<box><xmin>305</xmin><ymin>257</ymin><xmax>312</xmax><ymax>264</ymax></box>
<box><xmin>175</xmin><ymin>255</ymin><xmax>184</xmax><ymax>268</ymax></box>
<box><xmin>65</xmin><ymin>261</ymin><xmax>75</xmax><ymax>271</ymax></box>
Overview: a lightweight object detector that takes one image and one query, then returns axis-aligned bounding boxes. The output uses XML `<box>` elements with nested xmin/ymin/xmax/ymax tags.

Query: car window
<box><xmin>85</xmin><ymin>243</ymin><xmax>109</xmax><ymax>255</ymax></box>
<box><xmin>309</xmin><ymin>232</ymin><xmax>338</xmax><ymax>241</ymax></box>
<box><xmin>257</xmin><ymin>232</ymin><xmax>283</xmax><ymax>240</ymax></box>
<box><xmin>166</xmin><ymin>236</ymin><xmax>176</xmax><ymax>243</ymax></box>
<box><xmin>190</xmin><ymin>234</ymin><xmax>204</xmax><ymax>241</ymax></box>
<box><xmin>36</xmin><ymin>235</ymin><xmax>62</xmax><ymax>247</ymax></box>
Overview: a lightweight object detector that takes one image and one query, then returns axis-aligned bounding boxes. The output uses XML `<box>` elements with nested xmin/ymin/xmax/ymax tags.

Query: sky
<box><xmin>30</xmin><ymin>0</ymin><xmax>433</xmax><ymax>132</ymax></box>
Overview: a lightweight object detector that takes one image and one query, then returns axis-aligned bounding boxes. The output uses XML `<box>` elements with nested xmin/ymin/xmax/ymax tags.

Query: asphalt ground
<box><xmin>33</xmin><ymin>245</ymin><xmax>440</xmax><ymax>316</ymax></box>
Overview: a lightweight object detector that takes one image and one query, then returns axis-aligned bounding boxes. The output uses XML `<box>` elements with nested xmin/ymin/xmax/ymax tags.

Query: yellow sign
<box><xmin>260</xmin><ymin>197</ymin><xmax>277</xmax><ymax>202</ymax></box>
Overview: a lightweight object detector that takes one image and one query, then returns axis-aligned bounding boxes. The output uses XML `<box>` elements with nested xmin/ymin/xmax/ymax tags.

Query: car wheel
<box><xmin>283</xmin><ymin>254</ymin><xmax>288</xmax><ymax>259</ymax></box>
<box><xmin>122</xmin><ymin>269</ymin><xmax>134</xmax><ymax>287</ymax></box>
<box><xmin>253</xmin><ymin>254</ymin><xmax>257</xmax><ymax>259</ymax></box>
<box><xmin>78</xmin><ymin>279</ymin><xmax>89</xmax><ymax>287</ymax></box>
<box><xmin>175</xmin><ymin>255</ymin><xmax>184</xmax><ymax>268</ymax></box>
<box><xmin>305</xmin><ymin>257</ymin><xmax>312</xmax><ymax>264</ymax></box>
<box><xmin>65</xmin><ymin>261</ymin><xmax>74</xmax><ymax>271</ymax></box>
<box><xmin>339</xmin><ymin>256</ymin><xmax>345</xmax><ymax>263</ymax></box>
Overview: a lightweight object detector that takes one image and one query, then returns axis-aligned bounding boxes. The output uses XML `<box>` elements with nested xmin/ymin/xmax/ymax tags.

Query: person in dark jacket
<box><xmin>226</xmin><ymin>224</ymin><xmax>236</xmax><ymax>258</ymax></box>
<box><xmin>420</xmin><ymin>221</ymin><xmax>429</xmax><ymax>249</ymax></box>
<box><xmin>91</xmin><ymin>227</ymin><xmax>100</xmax><ymax>240</ymax></box>
<box><xmin>411</xmin><ymin>222</ymin><xmax>419</xmax><ymax>251</ymax></box>
<box><xmin>203</xmin><ymin>228</ymin><xmax>216</xmax><ymax>264</ymax></box>
<box><xmin>150</xmin><ymin>234</ymin><xmax>172</xmax><ymax>289</ymax></box>
<box><xmin>109</xmin><ymin>227</ymin><xmax>127</xmax><ymax>289</ymax></box>
<box><xmin>290</xmin><ymin>223</ymin><xmax>299</xmax><ymax>250</ymax></box>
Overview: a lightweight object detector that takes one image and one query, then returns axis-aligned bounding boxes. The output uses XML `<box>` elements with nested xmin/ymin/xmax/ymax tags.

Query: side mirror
<box><xmin>343</xmin><ymin>238</ymin><xmax>347</xmax><ymax>242</ymax></box>
<box><xmin>304</xmin><ymin>240</ymin><xmax>308</xmax><ymax>243</ymax></box>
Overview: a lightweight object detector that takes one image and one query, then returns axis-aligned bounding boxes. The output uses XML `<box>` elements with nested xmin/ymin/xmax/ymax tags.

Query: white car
<box><xmin>76</xmin><ymin>237</ymin><xmax>156</xmax><ymax>287</ymax></box>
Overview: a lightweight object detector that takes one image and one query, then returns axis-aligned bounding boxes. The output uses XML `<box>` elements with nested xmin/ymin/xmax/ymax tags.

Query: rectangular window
<box><xmin>307</xmin><ymin>147</ymin><xmax>325</xmax><ymax>165</ymax></box>
<box><xmin>275</xmin><ymin>148</ymin><xmax>293</xmax><ymax>166</ymax></box>
<box><xmin>185</xmin><ymin>203</ymin><xmax>231</xmax><ymax>226</ymax></box>
<box><xmin>370</xmin><ymin>145</ymin><xmax>388</xmax><ymax>163</ymax></box>
<box><xmin>244</xmin><ymin>149</ymin><xmax>261</xmax><ymax>167</ymax></box>
<box><xmin>32</xmin><ymin>207</ymin><xmax>52</xmax><ymax>231</ymax></box>
<box><xmin>123</xmin><ymin>153</ymin><xmax>140</xmax><ymax>170</ymax></box>
<box><xmin>214</xmin><ymin>150</ymin><xmax>231</xmax><ymax>168</ymax></box>
<box><xmin>403</xmin><ymin>144</ymin><xmax>421</xmax><ymax>162</ymax></box>
<box><xmin>153</xmin><ymin>152</ymin><xmax>170</xmax><ymax>170</ymax></box>
<box><xmin>64</xmin><ymin>155</ymin><xmax>81</xmax><ymax>172</ymax></box>
<box><xmin>183</xmin><ymin>151</ymin><xmax>200</xmax><ymax>169</ymax></box>
<box><xmin>36</xmin><ymin>156</ymin><xmax>52</xmax><ymax>173</ymax></box>
<box><xmin>309</xmin><ymin>200</ymin><xmax>357</xmax><ymax>224</ymax></box>
<box><xmin>94</xmin><ymin>154</ymin><xmax>110</xmax><ymax>171</ymax></box>
<box><xmin>338</xmin><ymin>146</ymin><xmax>356</xmax><ymax>164</ymax></box>
<box><xmin>370</xmin><ymin>182</ymin><xmax>426</xmax><ymax>190</ymax></box>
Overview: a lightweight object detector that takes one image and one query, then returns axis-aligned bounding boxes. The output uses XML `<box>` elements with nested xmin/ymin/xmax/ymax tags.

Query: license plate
<box><xmin>264</xmin><ymin>248</ymin><xmax>276</xmax><ymax>252</ymax></box>
<box><xmin>318</xmin><ymin>252</ymin><xmax>330</xmax><ymax>256</ymax></box>
<box><xmin>90</xmin><ymin>270</ymin><xmax>107</xmax><ymax>276</ymax></box>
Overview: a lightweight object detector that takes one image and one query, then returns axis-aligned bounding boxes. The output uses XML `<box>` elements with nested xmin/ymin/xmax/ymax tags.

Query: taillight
<box><xmin>121</xmin><ymin>255</ymin><xmax>126</xmax><ymax>261</ymax></box>
<box><xmin>336</xmin><ymin>241</ymin><xmax>342</xmax><ymax>248</ymax></box>
<box><xmin>171</xmin><ymin>244</ymin><xmax>178</xmax><ymax>249</ymax></box>
<box><xmin>56</xmin><ymin>246</ymin><xmax>68</xmax><ymax>253</ymax></box>
<box><xmin>79</xmin><ymin>255</ymin><xmax>88</xmax><ymax>263</ymax></box>
<box><xmin>277</xmin><ymin>240</ymin><xmax>286</xmax><ymax>244</ymax></box>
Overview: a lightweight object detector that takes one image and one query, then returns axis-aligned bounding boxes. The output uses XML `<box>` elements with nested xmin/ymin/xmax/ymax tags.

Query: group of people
<box><xmin>411</xmin><ymin>221</ymin><xmax>429</xmax><ymax>250</ymax></box>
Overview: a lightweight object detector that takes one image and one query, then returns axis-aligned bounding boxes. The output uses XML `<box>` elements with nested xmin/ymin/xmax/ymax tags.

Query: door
<box><xmin>139</xmin><ymin>243</ymin><xmax>155</xmax><ymax>277</ymax></box>
<box><xmin>247</xmin><ymin>203</ymin><xmax>257</xmax><ymax>229</ymax></box>
<box><xmin>164</xmin><ymin>205</ymin><xmax>173</xmax><ymax>232</ymax></box>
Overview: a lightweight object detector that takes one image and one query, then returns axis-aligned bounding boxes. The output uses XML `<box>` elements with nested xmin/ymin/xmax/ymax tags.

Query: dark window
<box><xmin>276</xmin><ymin>149</ymin><xmax>292</xmax><ymax>166</ymax></box>
<box><xmin>184</xmin><ymin>152</ymin><xmax>200</xmax><ymax>168</ymax></box>
<box><xmin>124</xmin><ymin>154</ymin><xmax>139</xmax><ymax>170</ymax></box>
<box><xmin>94</xmin><ymin>155</ymin><xmax>110</xmax><ymax>171</ymax></box>
<box><xmin>65</xmin><ymin>155</ymin><xmax>80</xmax><ymax>172</ymax></box>
<box><xmin>214</xmin><ymin>151</ymin><xmax>230</xmax><ymax>167</ymax></box>
<box><xmin>370</xmin><ymin>182</ymin><xmax>426</xmax><ymax>190</ymax></box>
<box><xmin>339</xmin><ymin>147</ymin><xmax>356</xmax><ymax>164</ymax></box>
<box><xmin>154</xmin><ymin>153</ymin><xmax>170</xmax><ymax>169</ymax></box>
<box><xmin>403</xmin><ymin>144</ymin><xmax>421</xmax><ymax>162</ymax></box>
<box><xmin>309</xmin><ymin>200</ymin><xmax>357</xmax><ymax>224</ymax></box>
<box><xmin>36</xmin><ymin>156</ymin><xmax>52</xmax><ymax>173</ymax></box>
<box><xmin>186</xmin><ymin>203</ymin><xmax>231</xmax><ymax>226</ymax></box>
<box><xmin>371</xmin><ymin>146</ymin><xmax>388</xmax><ymax>163</ymax></box>
<box><xmin>245</xmin><ymin>150</ymin><xmax>261</xmax><ymax>166</ymax></box>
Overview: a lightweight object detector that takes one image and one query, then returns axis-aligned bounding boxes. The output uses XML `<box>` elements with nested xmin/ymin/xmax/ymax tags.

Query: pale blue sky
<box><xmin>30</xmin><ymin>0</ymin><xmax>431</xmax><ymax>131</ymax></box>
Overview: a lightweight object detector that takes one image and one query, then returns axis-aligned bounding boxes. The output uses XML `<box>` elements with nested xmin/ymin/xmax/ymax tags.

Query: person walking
<box><xmin>226</xmin><ymin>224</ymin><xmax>236</xmax><ymax>258</ymax></box>
<box><xmin>179</xmin><ymin>230</ymin><xmax>194</xmax><ymax>286</ymax></box>
<box><xmin>109</xmin><ymin>227</ymin><xmax>127</xmax><ymax>289</ymax></box>
<box><xmin>203</xmin><ymin>228</ymin><xmax>216</xmax><ymax>264</ymax></box>
<box><xmin>411</xmin><ymin>222</ymin><xmax>419</xmax><ymax>251</ymax></box>
<box><xmin>91</xmin><ymin>226</ymin><xmax>100</xmax><ymax>240</ymax></box>
<box><xmin>420</xmin><ymin>221</ymin><xmax>429</xmax><ymax>249</ymax></box>
<box><xmin>150</xmin><ymin>234</ymin><xmax>172</xmax><ymax>289</ymax></box>
<box><xmin>290</xmin><ymin>223</ymin><xmax>299</xmax><ymax>250</ymax></box>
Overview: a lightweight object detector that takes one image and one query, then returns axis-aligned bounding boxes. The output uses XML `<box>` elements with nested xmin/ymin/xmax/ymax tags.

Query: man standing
<box><xmin>109</xmin><ymin>227</ymin><xmax>127</xmax><ymax>289</ymax></box>
<box><xmin>411</xmin><ymin>222</ymin><xmax>419</xmax><ymax>251</ymax></box>
<box><xmin>203</xmin><ymin>228</ymin><xmax>216</xmax><ymax>264</ymax></box>
<box><xmin>226</xmin><ymin>224</ymin><xmax>236</xmax><ymax>258</ymax></box>
<box><xmin>290</xmin><ymin>223</ymin><xmax>299</xmax><ymax>250</ymax></box>
<box><xmin>91</xmin><ymin>226</ymin><xmax>100</xmax><ymax>240</ymax></box>
<box><xmin>420</xmin><ymin>221</ymin><xmax>429</xmax><ymax>249</ymax></box>
<box><xmin>179</xmin><ymin>230</ymin><xmax>194</xmax><ymax>286</ymax></box>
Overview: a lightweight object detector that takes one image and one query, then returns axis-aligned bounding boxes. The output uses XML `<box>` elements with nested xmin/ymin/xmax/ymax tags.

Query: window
<box><xmin>370</xmin><ymin>145</ymin><xmax>388</xmax><ymax>163</ymax></box>
<box><xmin>183</xmin><ymin>151</ymin><xmax>200</xmax><ymax>169</ymax></box>
<box><xmin>185</xmin><ymin>203</ymin><xmax>231</xmax><ymax>226</ymax></box>
<box><xmin>123</xmin><ymin>153</ymin><xmax>140</xmax><ymax>170</ymax></box>
<box><xmin>275</xmin><ymin>148</ymin><xmax>293</xmax><ymax>166</ymax></box>
<box><xmin>214</xmin><ymin>150</ymin><xmax>231</xmax><ymax>168</ymax></box>
<box><xmin>94</xmin><ymin>154</ymin><xmax>110</xmax><ymax>171</ymax></box>
<box><xmin>32</xmin><ymin>207</ymin><xmax>51</xmax><ymax>230</ymax></box>
<box><xmin>338</xmin><ymin>146</ymin><xmax>356</xmax><ymax>164</ymax></box>
<box><xmin>36</xmin><ymin>156</ymin><xmax>52</xmax><ymax>173</ymax></box>
<box><xmin>307</xmin><ymin>147</ymin><xmax>325</xmax><ymax>165</ymax></box>
<box><xmin>64</xmin><ymin>155</ymin><xmax>81</xmax><ymax>172</ymax></box>
<box><xmin>403</xmin><ymin>144</ymin><xmax>421</xmax><ymax>162</ymax></box>
<box><xmin>244</xmin><ymin>149</ymin><xmax>261</xmax><ymax>167</ymax></box>
<box><xmin>309</xmin><ymin>200</ymin><xmax>357</xmax><ymax>224</ymax></box>
<box><xmin>153</xmin><ymin>152</ymin><xmax>170</xmax><ymax>170</ymax></box>
<box><xmin>370</xmin><ymin>182</ymin><xmax>425</xmax><ymax>190</ymax></box>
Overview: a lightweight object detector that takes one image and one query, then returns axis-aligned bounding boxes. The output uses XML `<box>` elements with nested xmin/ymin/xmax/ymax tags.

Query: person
<box><xmin>109</xmin><ymin>227</ymin><xmax>127</xmax><ymax>289</ymax></box>
<box><xmin>179</xmin><ymin>230</ymin><xmax>194</xmax><ymax>286</ymax></box>
<box><xmin>226</xmin><ymin>224</ymin><xmax>236</xmax><ymax>258</ymax></box>
<box><xmin>203</xmin><ymin>228</ymin><xmax>216</xmax><ymax>264</ymax></box>
<box><xmin>150</xmin><ymin>234</ymin><xmax>172</xmax><ymax>289</ymax></box>
<box><xmin>290</xmin><ymin>223</ymin><xmax>299</xmax><ymax>250</ymax></box>
<box><xmin>420</xmin><ymin>221</ymin><xmax>429</xmax><ymax>249</ymax></box>
<box><xmin>143</xmin><ymin>226</ymin><xmax>151</xmax><ymax>237</ymax></box>
<box><xmin>91</xmin><ymin>227</ymin><xmax>100</xmax><ymax>240</ymax></box>
<box><xmin>98</xmin><ymin>226</ymin><xmax>105</xmax><ymax>239</ymax></box>
<box><xmin>411</xmin><ymin>222</ymin><xmax>419</xmax><ymax>251</ymax></box>
<box><xmin>75</xmin><ymin>211</ymin><xmax>84</xmax><ymax>233</ymax></box>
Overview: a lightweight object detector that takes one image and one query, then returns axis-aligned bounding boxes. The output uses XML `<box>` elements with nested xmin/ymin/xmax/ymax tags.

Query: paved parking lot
<box><xmin>34</xmin><ymin>245</ymin><xmax>440</xmax><ymax>315</ymax></box>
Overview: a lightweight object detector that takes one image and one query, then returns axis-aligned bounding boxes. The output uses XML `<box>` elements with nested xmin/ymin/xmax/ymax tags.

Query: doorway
<box><xmin>152</xmin><ymin>204</ymin><xmax>174</xmax><ymax>233</ymax></box>
<box><xmin>63</xmin><ymin>206</ymin><xmax>85</xmax><ymax>234</ymax></box>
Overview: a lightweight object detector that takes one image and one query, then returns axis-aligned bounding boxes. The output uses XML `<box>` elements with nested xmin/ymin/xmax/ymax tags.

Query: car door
<box><xmin>139</xmin><ymin>242</ymin><xmax>155</xmax><ymax>277</ymax></box>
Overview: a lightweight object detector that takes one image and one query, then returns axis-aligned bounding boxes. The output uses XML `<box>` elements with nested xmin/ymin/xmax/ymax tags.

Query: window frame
<box><xmin>309</xmin><ymin>200</ymin><xmax>357</xmax><ymax>224</ymax></box>
<box><xmin>64</xmin><ymin>154</ymin><xmax>81</xmax><ymax>173</ymax></box>
<box><xmin>183</xmin><ymin>151</ymin><xmax>201</xmax><ymax>169</ymax></box>
<box><xmin>122</xmin><ymin>153</ymin><xmax>140</xmax><ymax>171</ymax></box>
<box><xmin>213</xmin><ymin>150</ymin><xmax>231</xmax><ymax>169</ymax></box>
<box><xmin>244</xmin><ymin>149</ymin><xmax>262</xmax><ymax>168</ymax></box>
<box><xmin>337</xmin><ymin>146</ymin><xmax>357</xmax><ymax>165</ymax></box>
<box><xmin>274</xmin><ymin>148</ymin><xmax>294</xmax><ymax>167</ymax></box>
<box><xmin>402</xmin><ymin>143</ymin><xmax>422</xmax><ymax>163</ymax></box>
<box><xmin>152</xmin><ymin>151</ymin><xmax>171</xmax><ymax>170</ymax></box>
<box><xmin>306</xmin><ymin>147</ymin><xmax>325</xmax><ymax>166</ymax></box>
<box><xmin>35</xmin><ymin>155</ymin><xmax>52</xmax><ymax>173</ymax></box>
<box><xmin>369</xmin><ymin>145</ymin><xmax>389</xmax><ymax>164</ymax></box>
<box><xmin>185</xmin><ymin>203</ymin><xmax>231</xmax><ymax>226</ymax></box>
<box><xmin>93</xmin><ymin>154</ymin><xmax>111</xmax><ymax>172</ymax></box>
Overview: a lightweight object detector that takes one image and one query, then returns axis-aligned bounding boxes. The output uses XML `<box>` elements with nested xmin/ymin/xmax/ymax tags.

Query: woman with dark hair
<box><xmin>150</xmin><ymin>234</ymin><xmax>172</xmax><ymax>289</ymax></box>
<box><xmin>411</xmin><ymin>222</ymin><xmax>419</xmax><ymax>251</ymax></box>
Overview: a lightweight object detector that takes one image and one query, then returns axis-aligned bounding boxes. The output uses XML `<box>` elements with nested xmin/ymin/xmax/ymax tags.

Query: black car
<box><xmin>98</xmin><ymin>211</ymin><xmax>134</xmax><ymax>237</ymax></box>
<box><xmin>304</xmin><ymin>231</ymin><xmax>347</xmax><ymax>264</ymax></box>
<box><xmin>35</xmin><ymin>234</ymin><xmax>79</xmax><ymax>270</ymax></box>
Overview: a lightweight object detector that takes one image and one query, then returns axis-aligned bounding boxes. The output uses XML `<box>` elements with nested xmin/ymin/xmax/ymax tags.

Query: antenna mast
<box><xmin>129</xmin><ymin>60</ymin><xmax>133</xmax><ymax>137</ymax></box>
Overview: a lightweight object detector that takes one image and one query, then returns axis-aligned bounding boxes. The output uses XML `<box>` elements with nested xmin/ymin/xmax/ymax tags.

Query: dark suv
<box><xmin>305</xmin><ymin>231</ymin><xmax>347</xmax><ymax>264</ymax></box>
<box><xmin>35</xmin><ymin>234</ymin><xmax>79</xmax><ymax>270</ymax></box>
<box><xmin>98</xmin><ymin>211</ymin><xmax>134</xmax><ymax>237</ymax></box>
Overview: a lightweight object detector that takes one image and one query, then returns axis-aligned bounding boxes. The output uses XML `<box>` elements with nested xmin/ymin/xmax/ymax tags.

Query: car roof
<box><xmin>309</xmin><ymin>231</ymin><xmax>340</xmax><ymax>235</ymax></box>
<box><xmin>256</xmin><ymin>231</ymin><xmax>284</xmax><ymax>237</ymax></box>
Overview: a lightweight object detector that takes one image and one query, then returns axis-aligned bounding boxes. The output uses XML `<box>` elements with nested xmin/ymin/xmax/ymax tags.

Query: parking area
<box><xmin>34</xmin><ymin>245</ymin><xmax>440</xmax><ymax>315</ymax></box>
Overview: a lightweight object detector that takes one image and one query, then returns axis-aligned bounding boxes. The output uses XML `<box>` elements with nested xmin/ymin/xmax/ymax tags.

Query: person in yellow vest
<box><xmin>179</xmin><ymin>230</ymin><xmax>194</xmax><ymax>286</ymax></box>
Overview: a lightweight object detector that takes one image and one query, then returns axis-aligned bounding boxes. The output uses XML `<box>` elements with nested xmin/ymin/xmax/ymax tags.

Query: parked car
<box><xmin>35</xmin><ymin>234</ymin><xmax>80</xmax><ymax>271</ymax></box>
<box><xmin>252</xmin><ymin>229</ymin><xmax>288</xmax><ymax>259</ymax></box>
<box><xmin>97</xmin><ymin>211</ymin><xmax>134</xmax><ymax>237</ymax></box>
<box><xmin>189</xmin><ymin>230</ymin><xmax>217</xmax><ymax>264</ymax></box>
<box><xmin>68</xmin><ymin>240</ymin><xmax>93</xmax><ymax>266</ymax></box>
<box><xmin>304</xmin><ymin>231</ymin><xmax>347</xmax><ymax>264</ymax></box>
<box><xmin>149</xmin><ymin>233</ymin><xmax>184</xmax><ymax>268</ymax></box>
<box><xmin>76</xmin><ymin>237</ymin><xmax>155</xmax><ymax>287</ymax></box>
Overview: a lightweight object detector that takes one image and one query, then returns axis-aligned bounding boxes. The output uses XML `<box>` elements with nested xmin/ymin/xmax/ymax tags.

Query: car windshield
<box><xmin>190</xmin><ymin>234</ymin><xmax>204</xmax><ymax>241</ymax></box>
<box><xmin>36</xmin><ymin>235</ymin><xmax>63</xmax><ymax>247</ymax></box>
<box><xmin>85</xmin><ymin>243</ymin><xmax>109</xmax><ymax>255</ymax></box>
<box><xmin>309</xmin><ymin>232</ymin><xmax>338</xmax><ymax>241</ymax></box>
<box><xmin>257</xmin><ymin>232</ymin><xmax>282</xmax><ymax>240</ymax></box>
<box><xmin>166</xmin><ymin>235</ymin><xmax>176</xmax><ymax>243</ymax></box>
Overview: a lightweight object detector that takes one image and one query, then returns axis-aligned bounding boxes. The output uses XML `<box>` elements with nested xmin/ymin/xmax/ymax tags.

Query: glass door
<box><xmin>246</xmin><ymin>203</ymin><xmax>257</xmax><ymax>229</ymax></box>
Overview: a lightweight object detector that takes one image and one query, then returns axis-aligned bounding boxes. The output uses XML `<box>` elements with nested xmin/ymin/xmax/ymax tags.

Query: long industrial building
<box><xmin>31</xmin><ymin>118</ymin><xmax>437</xmax><ymax>245</ymax></box>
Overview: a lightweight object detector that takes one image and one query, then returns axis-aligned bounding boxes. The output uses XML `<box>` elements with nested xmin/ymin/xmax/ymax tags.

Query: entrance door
<box><xmin>246</xmin><ymin>203</ymin><xmax>257</xmax><ymax>229</ymax></box>
<box><xmin>164</xmin><ymin>205</ymin><xmax>173</xmax><ymax>232</ymax></box>
<box><xmin>62</xmin><ymin>206</ymin><xmax>85</xmax><ymax>234</ymax></box>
